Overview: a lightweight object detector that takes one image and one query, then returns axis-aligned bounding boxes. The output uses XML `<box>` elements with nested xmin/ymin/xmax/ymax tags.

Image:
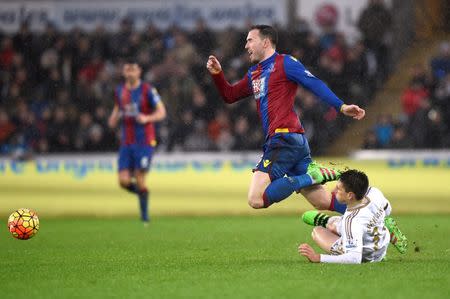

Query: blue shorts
<box><xmin>118</xmin><ymin>145</ymin><xmax>154</xmax><ymax>172</ymax></box>
<box><xmin>254</xmin><ymin>133</ymin><xmax>312</xmax><ymax>181</ymax></box>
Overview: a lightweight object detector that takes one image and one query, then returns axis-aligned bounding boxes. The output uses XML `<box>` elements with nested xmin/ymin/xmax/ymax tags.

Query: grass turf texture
<box><xmin>0</xmin><ymin>215</ymin><xmax>449</xmax><ymax>299</ymax></box>
<box><xmin>1</xmin><ymin>158</ymin><xmax>449</xmax><ymax>298</ymax></box>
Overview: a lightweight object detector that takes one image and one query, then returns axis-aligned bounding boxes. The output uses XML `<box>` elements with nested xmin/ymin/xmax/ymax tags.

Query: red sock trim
<box><xmin>138</xmin><ymin>187</ymin><xmax>148</xmax><ymax>194</ymax></box>
<box><xmin>262</xmin><ymin>192</ymin><xmax>270</xmax><ymax>208</ymax></box>
<box><xmin>328</xmin><ymin>192</ymin><xmax>337</xmax><ymax>211</ymax></box>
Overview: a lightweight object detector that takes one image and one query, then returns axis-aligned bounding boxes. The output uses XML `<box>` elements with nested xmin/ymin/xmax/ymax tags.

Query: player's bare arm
<box><xmin>108</xmin><ymin>104</ymin><xmax>120</xmax><ymax>128</ymax></box>
<box><xmin>136</xmin><ymin>102</ymin><xmax>166</xmax><ymax>124</ymax></box>
<box><xmin>298</xmin><ymin>244</ymin><xmax>320</xmax><ymax>263</ymax></box>
<box><xmin>206</xmin><ymin>55</ymin><xmax>222</xmax><ymax>74</ymax></box>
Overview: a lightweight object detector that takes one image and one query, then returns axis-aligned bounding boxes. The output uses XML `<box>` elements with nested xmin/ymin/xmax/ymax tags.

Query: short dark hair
<box><xmin>124</xmin><ymin>57</ymin><xmax>139</xmax><ymax>66</ymax></box>
<box><xmin>250</xmin><ymin>25</ymin><xmax>277</xmax><ymax>48</ymax></box>
<box><xmin>339</xmin><ymin>170</ymin><xmax>369</xmax><ymax>200</ymax></box>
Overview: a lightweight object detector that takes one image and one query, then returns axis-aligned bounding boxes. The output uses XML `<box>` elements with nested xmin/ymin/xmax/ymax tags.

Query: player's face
<box><xmin>335</xmin><ymin>181</ymin><xmax>353</xmax><ymax>204</ymax></box>
<box><xmin>245</xmin><ymin>29</ymin><xmax>268</xmax><ymax>64</ymax></box>
<box><xmin>123</xmin><ymin>63</ymin><xmax>142</xmax><ymax>83</ymax></box>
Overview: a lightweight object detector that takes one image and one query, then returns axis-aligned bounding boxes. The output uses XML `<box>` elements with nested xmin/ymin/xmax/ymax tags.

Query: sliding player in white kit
<box><xmin>298</xmin><ymin>169</ymin><xmax>399</xmax><ymax>264</ymax></box>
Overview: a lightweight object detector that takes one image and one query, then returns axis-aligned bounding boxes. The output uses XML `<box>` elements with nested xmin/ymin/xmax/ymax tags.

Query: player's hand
<box><xmin>341</xmin><ymin>104</ymin><xmax>366</xmax><ymax>120</ymax></box>
<box><xmin>206</xmin><ymin>55</ymin><xmax>222</xmax><ymax>75</ymax></box>
<box><xmin>108</xmin><ymin>115</ymin><xmax>118</xmax><ymax>129</ymax></box>
<box><xmin>136</xmin><ymin>113</ymin><xmax>150</xmax><ymax>124</ymax></box>
<box><xmin>298</xmin><ymin>243</ymin><xmax>320</xmax><ymax>263</ymax></box>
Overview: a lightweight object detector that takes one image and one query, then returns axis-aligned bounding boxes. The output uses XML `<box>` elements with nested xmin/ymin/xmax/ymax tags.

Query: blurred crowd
<box><xmin>363</xmin><ymin>41</ymin><xmax>450</xmax><ymax>149</ymax></box>
<box><xmin>0</xmin><ymin>0</ymin><xmax>393</xmax><ymax>157</ymax></box>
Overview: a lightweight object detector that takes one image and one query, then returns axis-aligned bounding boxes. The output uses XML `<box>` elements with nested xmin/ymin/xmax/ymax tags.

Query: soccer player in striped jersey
<box><xmin>207</xmin><ymin>25</ymin><xmax>365</xmax><ymax>211</ymax></box>
<box><xmin>108</xmin><ymin>60</ymin><xmax>166</xmax><ymax>224</ymax></box>
<box><xmin>299</xmin><ymin>170</ymin><xmax>407</xmax><ymax>264</ymax></box>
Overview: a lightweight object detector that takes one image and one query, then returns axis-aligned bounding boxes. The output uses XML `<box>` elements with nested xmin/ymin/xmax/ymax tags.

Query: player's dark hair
<box><xmin>124</xmin><ymin>57</ymin><xmax>140</xmax><ymax>66</ymax></box>
<box><xmin>250</xmin><ymin>25</ymin><xmax>277</xmax><ymax>48</ymax></box>
<box><xmin>339</xmin><ymin>170</ymin><xmax>369</xmax><ymax>201</ymax></box>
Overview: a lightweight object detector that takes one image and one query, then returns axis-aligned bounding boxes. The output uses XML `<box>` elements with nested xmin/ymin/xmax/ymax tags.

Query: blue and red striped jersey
<box><xmin>114</xmin><ymin>82</ymin><xmax>161</xmax><ymax>146</ymax></box>
<box><xmin>212</xmin><ymin>52</ymin><xmax>344</xmax><ymax>139</ymax></box>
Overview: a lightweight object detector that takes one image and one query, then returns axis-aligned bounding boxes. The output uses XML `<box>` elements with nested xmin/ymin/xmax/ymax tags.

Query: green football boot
<box><xmin>302</xmin><ymin>210</ymin><xmax>330</xmax><ymax>227</ymax></box>
<box><xmin>385</xmin><ymin>216</ymin><xmax>408</xmax><ymax>254</ymax></box>
<box><xmin>307</xmin><ymin>161</ymin><xmax>342</xmax><ymax>184</ymax></box>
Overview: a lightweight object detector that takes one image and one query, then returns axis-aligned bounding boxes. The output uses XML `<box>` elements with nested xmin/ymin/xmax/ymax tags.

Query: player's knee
<box><xmin>326</xmin><ymin>222</ymin><xmax>336</xmax><ymax>231</ymax></box>
<box><xmin>311</xmin><ymin>201</ymin><xmax>328</xmax><ymax>211</ymax></box>
<box><xmin>311</xmin><ymin>227</ymin><xmax>321</xmax><ymax>241</ymax></box>
<box><xmin>118</xmin><ymin>177</ymin><xmax>130</xmax><ymax>189</ymax></box>
<box><xmin>247</xmin><ymin>194</ymin><xmax>264</xmax><ymax>209</ymax></box>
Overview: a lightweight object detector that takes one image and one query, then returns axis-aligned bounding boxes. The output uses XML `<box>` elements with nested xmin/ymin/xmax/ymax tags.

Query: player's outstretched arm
<box><xmin>340</xmin><ymin>104</ymin><xmax>365</xmax><ymax>120</ymax></box>
<box><xmin>298</xmin><ymin>243</ymin><xmax>321</xmax><ymax>263</ymax></box>
<box><xmin>283</xmin><ymin>55</ymin><xmax>366</xmax><ymax>121</ymax></box>
<box><xmin>108</xmin><ymin>104</ymin><xmax>120</xmax><ymax>129</ymax></box>
<box><xmin>207</xmin><ymin>55</ymin><xmax>252</xmax><ymax>104</ymax></box>
<box><xmin>206</xmin><ymin>55</ymin><xmax>222</xmax><ymax>75</ymax></box>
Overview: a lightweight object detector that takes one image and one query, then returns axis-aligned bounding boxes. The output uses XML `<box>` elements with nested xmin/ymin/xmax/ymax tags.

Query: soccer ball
<box><xmin>8</xmin><ymin>208</ymin><xmax>40</xmax><ymax>240</ymax></box>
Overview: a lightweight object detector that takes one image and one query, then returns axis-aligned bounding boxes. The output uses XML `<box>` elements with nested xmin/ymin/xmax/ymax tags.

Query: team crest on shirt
<box><xmin>252</xmin><ymin>77</ymin><xmax>266</xmax><ymax>99</ymax></box>
<box><xmin>123</xmin><ymin>102</ymin><xmax>139</xmax><ymax>117</ymax></box>
<box><xmin>346</xmin><ymin>238</ymin><xmax>357</xmax><ymax>249</ymax></box>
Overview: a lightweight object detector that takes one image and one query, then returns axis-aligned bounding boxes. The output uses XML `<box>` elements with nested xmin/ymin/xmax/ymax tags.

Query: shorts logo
<box><xmin>141</xmin><ymin>157</ymin><xmax>149</xmax><ymax>168</ymax></box>
<box><xmin>263</xmin><ymin>159</ymin><xmax>271</xmax><ymax>168</ymax></box>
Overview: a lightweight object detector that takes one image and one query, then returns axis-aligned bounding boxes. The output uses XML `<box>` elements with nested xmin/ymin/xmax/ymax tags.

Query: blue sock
<box><xmin>125</xmin><ymin>183</ymin><xmax>138</xmax><ymax>194</ymax></box>
<box><xmin>263</xmin><ymin>174</ymin><xmax>313</xmax><ymax>207</ymax></box>
<box><xmin>138</xmin><ymin>189</ymin><xmax>149</xmax><ymax>222</ymax></box>
<box><xmin>329</xmin><ymin>192</ymin><xmax>347</xmax><ymax>214</ymax></box>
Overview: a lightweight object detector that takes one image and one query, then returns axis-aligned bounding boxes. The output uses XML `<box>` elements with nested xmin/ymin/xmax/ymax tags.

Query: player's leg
<box><xmin>132</xmin><ymin>145</ymin><xmax>154</xmax><ymax>223</ymax></box>
<box><xmin>257</xmin><ymin>134</ymin><xmax>315</xmax><ymax>208</ymax></box>
<box><xmin>307</xmin><ymin>161</ymin><xmax>342</xmax><ymax>185</ymax></box>
<box><xmin>299</xmin><ymin>185</ymin><xmax>332</xmax><ymax>210</ymax></box>
<box><xmin>311</xmin><ymin>226</ymin><xmax>341</xmax><ymax>253</ymax></box>
<box><xmin>385</xmin><ymin>216</ymin><xmax>408</xmax><ymax>253</ymax></box>
<box><xmin>118</xmin><ymin>145</ymin><xmax>138</xmax><ymax>193</ymax></box>
<box><xmin>249</xmin><ymin>134</ymin><xmax>341</xmax><ymax>209</ymax></box>
<box><xmin>300</xmin><ymin>185</ymin><xmax>347</xmax><ymax>214</ymax></box>
<box><xmin>135</xmin><ymin>170</ymin><xmax>150</xmax><ymax>222</ymax></box>
<box><xmin>247</xmin><ymin>171</ymin><xmax>271</xmax><ymax>208</ymax></box>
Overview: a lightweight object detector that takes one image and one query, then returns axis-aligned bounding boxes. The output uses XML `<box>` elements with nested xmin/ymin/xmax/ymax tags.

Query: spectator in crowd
<box><xmin>401</xmin><ymin>79</ymin><xmax>429</xmax><ymax>118</ymax></box>
<box><xmin>358</xmin><ymin>0</ymin><xmax>392</xmax><ymax>79</ymax></box>
<box><xmin>430</xmin><ymin>41</ymin><xmax>450</xmax><ymax>80</ymax></box>
<box><xmin>387</xmin><ymin>126</ymin><xmax>412</xmax><ymax>149</ymax></box>
<box><xmin>362</xmin><ymin>130</ymin><xmax>380</xmax><ymax>149</ymax></box>
<box><xmin>373</xmin><ymin>114</ymin><xmax>394</xmax><ymax>148</ymax></box>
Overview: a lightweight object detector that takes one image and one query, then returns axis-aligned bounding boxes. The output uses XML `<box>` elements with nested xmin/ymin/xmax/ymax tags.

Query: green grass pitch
<box><xmin>0</xmin><ymin>158</ymin><xmax>449</xmax><ymax>298</ymax></box>
<box><xmin>0</xmin><ymin>216</ymin><xmax>449</xmax><ymax>299</ymax></box>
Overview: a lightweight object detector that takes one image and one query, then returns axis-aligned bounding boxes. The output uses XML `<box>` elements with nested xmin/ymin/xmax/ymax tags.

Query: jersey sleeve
<box><xmin>320</xmin><ymin>251</ymin><xmax>362</xmax><ymax>264</ymax></box>
<box><xmin>147</xmin><ymin>86</ymin><xmax>162</xmax><ymax>108</ymax></box>
<box><xmin>211</xmin><ymin>71</ymin><xmax>253</xmax><ymax>104</ymax></box>
<box><xmin>283</xmin><ymin>55</ymin><xmax>344</xmax><ymax>111</ymax></box>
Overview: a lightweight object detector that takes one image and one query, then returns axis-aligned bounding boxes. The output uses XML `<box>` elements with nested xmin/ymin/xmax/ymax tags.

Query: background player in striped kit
<box><xmin>108</xmin><ymin>60</ymin><xmax>166</xmax><ymax>224</ymax></box>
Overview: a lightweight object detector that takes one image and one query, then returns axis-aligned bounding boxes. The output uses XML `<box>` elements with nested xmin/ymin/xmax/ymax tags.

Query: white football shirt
<box><xmin>321</xmin><ymin>186</ymin><xmax>391</xmax><ymax>264</ymax></box>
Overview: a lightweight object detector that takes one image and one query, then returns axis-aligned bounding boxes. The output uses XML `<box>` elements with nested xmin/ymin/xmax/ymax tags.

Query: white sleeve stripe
<box><xmin>345</xmin><ymin>210</ymin><xmax>359</xmax><ymax>240</ymax></box>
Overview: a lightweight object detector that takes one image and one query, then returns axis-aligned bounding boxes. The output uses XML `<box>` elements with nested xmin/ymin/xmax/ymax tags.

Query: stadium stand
<box><xmin>0</xmin><ymin>12</ymin><xmax>388</xmax><ymax>157</ymax></box>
